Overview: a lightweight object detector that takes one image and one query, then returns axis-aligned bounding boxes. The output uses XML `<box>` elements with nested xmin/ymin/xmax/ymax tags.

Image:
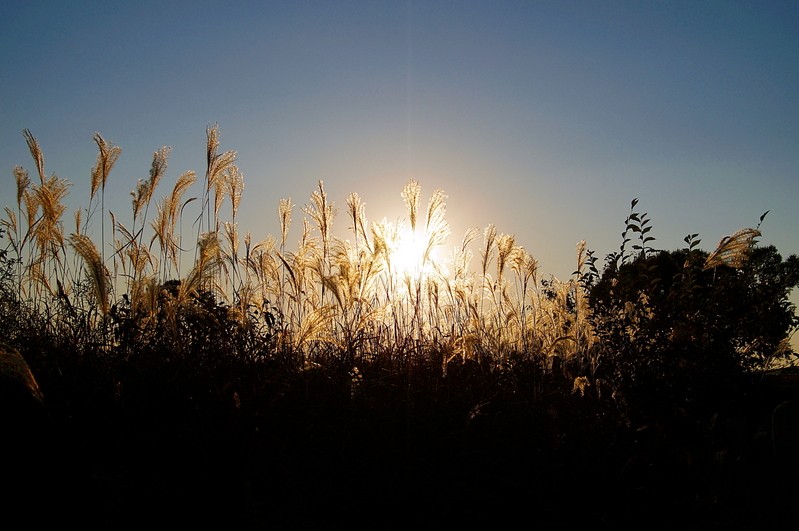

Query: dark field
<box><xmin>5</xmin><ymin>356</ymin><xmax>799</xmax><ymax>530</ymax></box>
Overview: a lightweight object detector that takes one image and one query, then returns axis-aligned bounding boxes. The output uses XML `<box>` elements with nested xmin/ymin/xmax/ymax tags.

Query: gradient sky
<box><xmin>2</xmin><ymin>1</ymin><xmax>798</xmax><ymax>321</ymax></box>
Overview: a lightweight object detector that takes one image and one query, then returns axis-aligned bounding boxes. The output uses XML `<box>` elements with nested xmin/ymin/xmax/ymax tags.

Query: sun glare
<box><xmin>381</xmin><ymin>180</ymin><xmax>451</xmax><ymax>285</ymax></box>
<box><xmin>391</xmin><ymin>225</ymin><xmax>429</xmax><ymax>278</ymax></box>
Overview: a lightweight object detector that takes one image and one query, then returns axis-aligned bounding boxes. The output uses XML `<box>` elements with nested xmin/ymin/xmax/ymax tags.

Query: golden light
<box><xmin>369</xmin><ymin>181</ymin><xmax>452</xmax><ymax>294</ymax></box>
<box><xmin>390</xmin><ymin>223</ymin><xmax>432</xmax><ymax>279</ymax></box>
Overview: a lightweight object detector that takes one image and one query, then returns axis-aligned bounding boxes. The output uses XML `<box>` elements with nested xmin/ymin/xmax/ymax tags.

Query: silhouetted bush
<box><xmin>588</xmin><ymin>233</ymin><xmax>798</xmax><ymax>424</ymax></box>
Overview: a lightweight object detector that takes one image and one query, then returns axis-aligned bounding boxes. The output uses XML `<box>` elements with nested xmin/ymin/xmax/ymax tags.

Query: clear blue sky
<box><xmin>2</xmin><ymin>1</ymin><xmax>797</xmax><ymax>303</ymax></box>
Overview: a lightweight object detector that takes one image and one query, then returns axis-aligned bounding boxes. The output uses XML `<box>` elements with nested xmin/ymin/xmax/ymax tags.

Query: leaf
<box><xmin>757</xmin><ymin>210</ymin><xmax>770</xmax><ymax>230</ymax></box>
<box><xmin>631</xmin><ymin>198</ymin><xmax>639</xmax><ymax>209</ymax></box>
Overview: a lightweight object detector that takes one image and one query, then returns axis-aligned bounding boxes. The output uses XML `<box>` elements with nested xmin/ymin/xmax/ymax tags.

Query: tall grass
<box><xmin>1</xmin><ymin>127</ymin><xmax>594</xmax><ymax>378</ymax></box>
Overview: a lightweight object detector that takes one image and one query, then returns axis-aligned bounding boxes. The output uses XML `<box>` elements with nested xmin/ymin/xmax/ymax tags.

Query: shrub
<box><xmin>586</xmin><ymin>201</ymin><xmax>799</xmax><ymax>422</ymax></box>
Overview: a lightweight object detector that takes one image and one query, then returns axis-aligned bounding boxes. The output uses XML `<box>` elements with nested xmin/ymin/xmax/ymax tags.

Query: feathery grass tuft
<box><xmin>704</xmin><ymin>228</ymin><xmax>761</xmax><ymax>270</ymax></box>
<box><xmin>69</xmin><ymin>233</ymin><xmax>110</xmax><ymax>316</ymax></box>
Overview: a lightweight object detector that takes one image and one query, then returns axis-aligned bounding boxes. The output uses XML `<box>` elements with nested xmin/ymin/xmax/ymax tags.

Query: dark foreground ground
<box><xmin>4</xmin><ymin>367</ymin><xmax>799</xmax><ymax>530</ymax></box>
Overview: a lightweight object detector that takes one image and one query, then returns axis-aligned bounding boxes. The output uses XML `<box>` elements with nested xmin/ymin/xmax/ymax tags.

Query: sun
<box><xmin>378</xmin><ymin>180</ymin><xmax>451</xmax><ymax>286</ymax></box>
<box><xmin>387</xmin><ymin>221</ymin><xmax>448</xmax><ymax>284</ymax></box>
<box><xmin>391</xmin><ymin>225</ymin><xmax>429</xmax><ymax>278</ymax></box>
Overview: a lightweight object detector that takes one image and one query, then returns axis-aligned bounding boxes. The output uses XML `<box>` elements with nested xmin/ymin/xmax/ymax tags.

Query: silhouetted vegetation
<box><xmin>2</xmin><ymin>128</ymin><xmax>798</xmax><ymax>529</ymax></box>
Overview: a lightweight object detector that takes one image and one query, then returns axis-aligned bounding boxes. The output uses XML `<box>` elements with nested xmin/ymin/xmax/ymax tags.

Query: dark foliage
<box><xmin>588</xmin><ymin>245</ymin><xmax>799</xmax><ymax>422</ymax></box>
